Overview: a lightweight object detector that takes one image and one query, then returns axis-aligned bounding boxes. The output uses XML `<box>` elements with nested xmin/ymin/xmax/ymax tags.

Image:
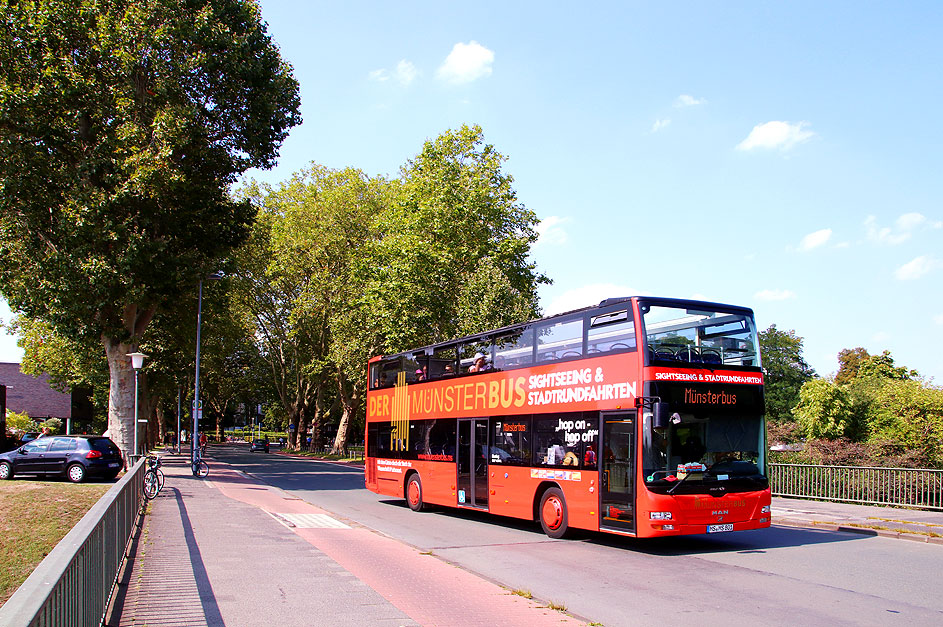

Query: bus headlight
<box><xmin>761</xmin><ymin>505</ymin><xmax>771</xmax><ymax>514</ymax></box>
<box><xmin>650</xmin><ymin>512</ymin><xmax>673</xmax><ymax>520</ymax></box>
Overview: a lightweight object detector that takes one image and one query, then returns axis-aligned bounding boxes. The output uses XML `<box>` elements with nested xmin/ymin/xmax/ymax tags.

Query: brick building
<box><xmin>0</xmin><ymin>362</ymin><xmax>72</xmax><ymax>420</ymax></box>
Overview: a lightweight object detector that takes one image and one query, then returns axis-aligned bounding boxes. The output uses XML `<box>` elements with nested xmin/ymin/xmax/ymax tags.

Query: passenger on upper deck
<box><xmin>468</xmin><ymin>353</ymin><xmax>491</xmax><ymax>373</ymax></box>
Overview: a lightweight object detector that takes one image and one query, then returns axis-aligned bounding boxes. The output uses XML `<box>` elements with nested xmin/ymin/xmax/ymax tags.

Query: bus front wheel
<box><xmin>539</xmin><ymin>487</ymin><xmax>569</xmax><ymax>539</ymax></box>
<box><xmin>406</xmin><ymin>474</ymin><xmax>425</xmax><ymax>512</ymax></box>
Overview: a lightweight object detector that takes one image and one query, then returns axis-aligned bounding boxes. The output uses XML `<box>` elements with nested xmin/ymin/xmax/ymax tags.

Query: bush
<box><xmin>793</xmin><ymin>379</ymin><xmax>857</xmax><ymax>440</ymax></box>
<box><xmin>5</xmin><ymin>410</ymin><xmax>32</xmax><ymax>432</ymax></box>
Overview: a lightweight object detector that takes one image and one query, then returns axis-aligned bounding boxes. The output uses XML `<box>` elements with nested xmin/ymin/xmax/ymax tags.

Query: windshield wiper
<box><xmin>667</xmin><ymin>471</ymin><xmax>692</xmax><ymax>495</ymax></box>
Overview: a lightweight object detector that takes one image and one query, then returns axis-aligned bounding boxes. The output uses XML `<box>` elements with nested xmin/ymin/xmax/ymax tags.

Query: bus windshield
<box><xmin>641</xmin><ymin>406</ymin><xmax>767</xmax><ymax>494</ymax></box>
<box><xmin>641</xmin><ymin>301</ymin><xmax>761</xmax><ymax>368</ymax></box>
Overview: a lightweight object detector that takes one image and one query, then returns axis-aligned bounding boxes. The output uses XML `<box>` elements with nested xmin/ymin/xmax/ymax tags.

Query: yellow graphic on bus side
<box><xmin>391</xmin><ymin>371</ymin><xmax>410</xmax><ymax>452</ymax></box>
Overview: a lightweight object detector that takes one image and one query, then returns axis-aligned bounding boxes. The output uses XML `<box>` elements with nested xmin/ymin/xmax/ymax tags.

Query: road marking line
<box><xmin>274</xmin><ymin>513</ymin><xmax>351</xmax><ymax>529</ymax></box>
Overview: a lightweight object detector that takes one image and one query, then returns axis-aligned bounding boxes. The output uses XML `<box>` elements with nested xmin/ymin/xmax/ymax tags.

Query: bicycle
<box><xmin>191</xmin><ymin>457</ymin><xmax>209</xmax><ymax>478</ymax></box>
<box><xmin>143</xmin><ymin>455</ymin><xmax>164</xmax><ymax>500</ymax></box>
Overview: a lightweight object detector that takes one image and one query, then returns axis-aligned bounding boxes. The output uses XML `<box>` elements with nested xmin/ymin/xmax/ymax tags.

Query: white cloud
<box><xmin>650</xmin><ymin>118</ymin><xmax>671</xmax><ymax>133</ymax></box>
<box><xmin>394</xmin><ymin>60</ymin><xmax>418</xmax><ymax>85</ymax></box>
<box><xmin>369</xmin><ymin>60</ymin><xmax>420</xmax><ymax>86</ymax></box>
<box><xmin>544</xmin><ymin>284</ymin><xmax>644</xmax><ymax>316</ymax></box>
<box><xmin>675</xmin><ymin>94</ymin><xmax>706</xmax><ymax>107</ymax></box>
<box><xmin>865</xmin><ymin>213</ymin><xmax>933</xmax><ymax>245</ymax></box>
<box><xmin>736</xmin><ymin>121</ymin><xmax>816</xmax><ymax>151</ymax></box>
<box><xmin>896</xmin><ymin>212</ymin><xmax>926</xmax><ymax>231</ymax></box>
<box><xmin>437</xmin><ymin>41</ymin><xmax>494</xmax><ymax>84</ymax></box>
<box><xmin>798</xmin><ymin>228</ymin><xmax>832</xmax><ymax>251</ymax></box>
<box><xmin>933</xmin><ymin>313</ymin><xmax>943</xmax><ymax>325</ymax></box>
<box><xmin>535</xmin><ymin>216</ymin><xmax>569</xmax><ymax>247</ymax></box>
<box><xmin>895</xmin><ymin>255</ymin><xmax>940</xmax><ymax>280</ymax></box>
<box><xmin>368</xmin><ymin>69</ymin><xmax>389</xmax><ymax>82</ymax></box>
<box><xmin>754</xmin><ymin>289</ymin><xmax>796</xmax><ymax>302</ymax></box>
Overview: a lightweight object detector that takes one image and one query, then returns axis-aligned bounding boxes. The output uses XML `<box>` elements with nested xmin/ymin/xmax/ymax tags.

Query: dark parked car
<box><xmin>0</xmin><ymin>435</ymin><xmax>123</xmax><ymax>483</ymax></box>
<box><xmin>249</xmin><ymin>438</ymin><xmax>269</xmax><ymax>453</ymax></box>
<box><xmin>19</xmin><ymin>432</ymin><xmax>40</xmax><ymax>445</ymax></box>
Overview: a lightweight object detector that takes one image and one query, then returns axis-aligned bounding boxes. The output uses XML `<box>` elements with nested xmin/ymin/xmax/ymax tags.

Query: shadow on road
<box><xmin>378</xmin><ymin>497</ymin><xmax>867</xmax><ymax>554</ymax></box>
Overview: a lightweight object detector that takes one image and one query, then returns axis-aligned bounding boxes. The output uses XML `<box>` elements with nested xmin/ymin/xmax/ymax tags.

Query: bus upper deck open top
<box><xmin>364</xmin><ymin>297</ymin><xmax>770</xmax><ymax>538</ymax></box>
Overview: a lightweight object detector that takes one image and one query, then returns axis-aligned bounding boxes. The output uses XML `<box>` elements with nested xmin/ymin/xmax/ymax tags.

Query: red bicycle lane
<box><xmin>209</xmin><ymin>464</ymin><xmax>585</xmax><ymax>627</ymax></box>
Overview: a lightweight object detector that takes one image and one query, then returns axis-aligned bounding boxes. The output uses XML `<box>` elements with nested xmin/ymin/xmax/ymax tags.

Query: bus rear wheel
<box><xmin>406</xmin><ymin>474</ymin><xmax>425</xmax><ymax>512</ymax></box>
<box><xmin>539</xmin><ymin>487</ymin><xmax>569</xmax><ymax>539</ymax></box>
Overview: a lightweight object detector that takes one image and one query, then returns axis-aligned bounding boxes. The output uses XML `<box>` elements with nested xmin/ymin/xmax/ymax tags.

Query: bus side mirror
<box><xmin>653</xmin><ymin>402</ymin><xmax>670</xmax><ymax>430</ymax></box>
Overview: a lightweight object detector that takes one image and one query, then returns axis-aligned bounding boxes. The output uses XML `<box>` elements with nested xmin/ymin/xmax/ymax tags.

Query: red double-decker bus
<box><xmin>364</xmin><ymin>297</ymin><xmax>770</xmax><ymax>538</ymax></box>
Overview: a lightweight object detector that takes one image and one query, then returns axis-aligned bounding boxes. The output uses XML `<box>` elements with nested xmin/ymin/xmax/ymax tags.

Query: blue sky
<box><xmin>2</xmin><ymin>1</ymin><xmax>942</xmax><ymax>381</ymax></box>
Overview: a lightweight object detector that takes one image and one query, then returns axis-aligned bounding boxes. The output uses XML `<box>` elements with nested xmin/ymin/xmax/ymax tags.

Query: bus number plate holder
<box><xmin>708</xmin><ymin>524</ymin><xmax>734</xmax><ymax>533</ymax></box>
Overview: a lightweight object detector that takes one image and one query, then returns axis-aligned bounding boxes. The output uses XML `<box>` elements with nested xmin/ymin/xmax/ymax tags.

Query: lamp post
<box><xmin>128</xmin><ymin>352</ymin><xmax>147</xmax><ymax>460</ymax></box>
<box><xmin>192</xmin><ymin>279</ymin><xmax>205</xmax><ymax>469</ymax></box>
<box><xmin>192</xmin><ymin>272</ymin><xmax>222</xmax><ymax>469</ymax></box>
<box><xmin>176</xmin><ymin>385</ymin><xmax>182</xmax><ymax>455</ymax></box>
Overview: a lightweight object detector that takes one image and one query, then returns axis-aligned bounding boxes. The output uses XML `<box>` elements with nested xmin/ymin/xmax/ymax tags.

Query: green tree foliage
<box><xmin>793</xmin><ymin>379</ymin><xmax>855</xmax><ymax>440</ymax></box>
<box><xmin>865</xmin><ymin>379</ymin><xmax>943</xmax><ymax>467</ymax></box>
<box><xmin>374</xmin><ymin>124</ymin><xmax>546</xmax><ymax>351</ymax></box>
<box><xmin>233</xmin><ymin>167</ymin><xmax>387</xmax><ymax>449</ymax></box>
<box><xmin>783</xmin><ymin>347</ymin><xmax>943</xmax><ymax>468</ymax></box>
<box><xmin>236</xmin><ymin>126</ymin><xmax>548</xmax><ymax>452</ymax></box>
<box><xmin>834</xmin><ymin>347</ymin><xmax>871</xmax><ymax>385</ymax></box>
<box><xmin>758</xmin><ymin>325</ymin><xmax>815</xmax><ymax>422</ymax></box>
<box><xmin>857</xmin><ymin>350</ymin><xmax>918</xmax><ymax>381</ymax></box>
<box><xmin>0</xmin><ymin>0</ymin><xmax>300</xmax><ymax>455</ymax></box>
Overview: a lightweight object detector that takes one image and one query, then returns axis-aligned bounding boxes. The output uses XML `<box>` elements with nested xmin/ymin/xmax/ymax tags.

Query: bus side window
<box><xmin>375</xmin><ymin>359</ymin><xmax>400</xmax><ymax>388</ymax></box>
<box><xmin>431</xmin><ymin>346</ymin><xmax>458</xmax><ymax>379</ymax></box>
<box><xmin>494</xmin><ymin>327</ymin><xmax>534</xmax><ymax>370</ymax></box>
<box><xmin>588</xmin><ymin>310</ymin><xmax>636</xmax><ymax>354</ymax></box>
<box><xmin>461</xmin><ymin>342</ymin><xmax>491</xmax><ymax>373</ymax></box>
<box><xmin>536</xmin><ymin>319</ymin><xmax>583</xmax><ymax>362</ymax></box>
<box><xmin>492</xmin><ymin>417</ymin><xmax>531</xmax><ymax>465</ymax></box>
<box><xmin>532</xmin><ymin>413</ymin><xmax>596</xmax><ymax>468</ymax></box>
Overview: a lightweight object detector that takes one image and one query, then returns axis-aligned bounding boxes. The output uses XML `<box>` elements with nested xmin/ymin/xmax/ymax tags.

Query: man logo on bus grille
<box><xmin>391</xmin><ymin>371</ymin><xmax>410</xmax><ymax>452</ymax></box>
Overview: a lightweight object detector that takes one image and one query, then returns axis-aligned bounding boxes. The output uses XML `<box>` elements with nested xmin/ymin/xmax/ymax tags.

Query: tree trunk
<box><xmin>154</xmin><ymin>404</ymin><xmax>165</xmax><ymax>450</ymax></box>
<box><xmin>288</xmin><ymin>407</ymin><xmax>301</xmax><ymax>448</ymax></box>
<box><xmin>103</xmin><ymin>338</ymin><xmax>136</xmax><ymax>460</ymax></box>
<box><xmin>102</xmin><ymin>304</ymin><xmax>156</xmax><ymax>463</ymax></box>
<box><xmin>331</xmin><ymin>375</ymin><xmax>356</xmax><ymax>455</ymax></box>
<box><xmin>309</xmin><ymin>388</ymin><xmax>324</xmax><ymax>453</ymax></box>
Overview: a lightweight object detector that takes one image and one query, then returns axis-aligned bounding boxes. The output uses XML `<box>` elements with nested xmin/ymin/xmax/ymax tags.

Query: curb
<box><xmin>774</xmin><ymin>517</ymin><xmax>943</xmax><ymax>544</ymax></box>
<box><xmin>271</xmin><ymin>450</ymin><xmax>365</xmax><ymax>467</ymax></box>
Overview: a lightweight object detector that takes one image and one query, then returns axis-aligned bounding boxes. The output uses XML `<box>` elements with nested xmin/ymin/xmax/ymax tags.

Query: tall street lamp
<box><xmin>128</xmin><ymin>352</ymin><xmax>147</xmax><ymax>461</ymax></box>
<box><xmin>192</xmin><ymin>272</ymin><xmax>222</xmax><ymax>470</ymax></box>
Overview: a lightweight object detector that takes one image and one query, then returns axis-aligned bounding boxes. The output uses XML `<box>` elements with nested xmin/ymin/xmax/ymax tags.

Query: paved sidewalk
<box><xmin>771</xmin><ymin>496</ymin><xmax>943</xmax><ymax>543</ymax></box>
<box><xmin>106</xmin><ymin>453</ymin><xmax>584</xmax><ymax>627</ymax></box>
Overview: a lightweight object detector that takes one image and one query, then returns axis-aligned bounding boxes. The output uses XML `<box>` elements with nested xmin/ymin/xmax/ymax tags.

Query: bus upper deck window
<box><xmin>536</xmin><ymin>319</ymin><xmax>583</xmax><ymax>362</ymax></box>
<box><xmin>588</xmin><ymin>310</ymin><xmax>636</xmax><ymax>354</ymax></box>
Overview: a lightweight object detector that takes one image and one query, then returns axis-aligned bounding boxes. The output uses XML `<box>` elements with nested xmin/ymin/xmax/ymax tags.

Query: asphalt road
<box><xmin>215</xmin><ymin>445</ymin><xmax>943</xmax><ymax>626</ymax></box>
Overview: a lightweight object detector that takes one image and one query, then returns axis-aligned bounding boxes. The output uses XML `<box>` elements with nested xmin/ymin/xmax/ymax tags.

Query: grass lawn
<box><xmin>0</xmin><ymin>479</ymin><xmax>112</xmax><ymax>605</ymax></box>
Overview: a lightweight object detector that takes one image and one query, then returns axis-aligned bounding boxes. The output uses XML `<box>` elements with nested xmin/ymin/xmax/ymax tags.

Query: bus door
<box><xmin>457</xmin><ymin>419</ymin><xmax>489</xmax><ymax>509</ymax></box>
<box><xmin>600</xmin><ymin>411</ymin><xmax>636</xmax><ymax>533</ymax></box>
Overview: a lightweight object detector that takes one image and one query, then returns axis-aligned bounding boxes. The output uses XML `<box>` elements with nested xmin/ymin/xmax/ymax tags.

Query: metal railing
<box><xmin>304</xmin><ymin>444</ymin><xmax>364</xmax><ymax>460</ymax></box>
<box><xmin>0</xmin><ymin>459</ymin><xmax>146</xmax><ymax>627</ymax></box>
<box><xmin>769</xmin><ymin>463</ymin><xmax>943</xmax><ymax>511</ymax></box>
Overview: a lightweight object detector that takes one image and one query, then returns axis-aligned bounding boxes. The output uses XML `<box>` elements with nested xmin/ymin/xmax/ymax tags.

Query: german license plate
<box><xmin>708</xmin><ymin>524</ymin><xmax>734</xmax><ymax>533</ymax></box>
